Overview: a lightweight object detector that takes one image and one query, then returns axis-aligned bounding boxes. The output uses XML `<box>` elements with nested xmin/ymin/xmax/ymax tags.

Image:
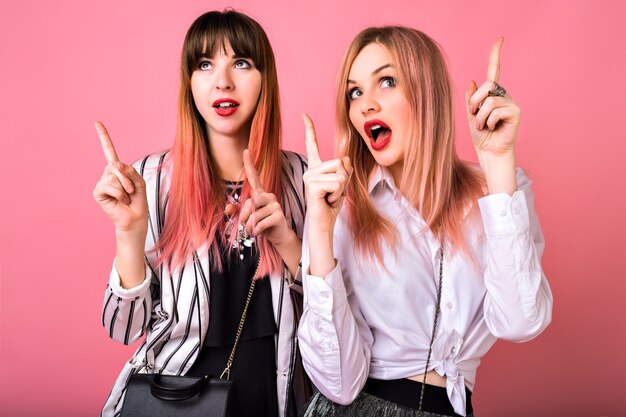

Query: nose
<box><xmin>360</xmin><ymin>94</ymin><xmax>380</xmax><ymax>115</ymax></box>
<box><xmin>215</xmin><ymin>67</ymin><xmax>234</xmax><ymax>90</ymax></box>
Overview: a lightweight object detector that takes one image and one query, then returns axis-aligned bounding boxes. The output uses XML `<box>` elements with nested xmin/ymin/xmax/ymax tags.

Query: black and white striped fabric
<box><xmin>100</xmin><ymin>150</ymin><xmax>308</xmax><ymax>417</ymax></box>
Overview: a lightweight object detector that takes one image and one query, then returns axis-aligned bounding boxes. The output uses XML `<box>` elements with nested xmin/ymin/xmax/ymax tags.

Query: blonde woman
<box><xmin>299</xmin><ymin>26</ymin><xmax>552</xmax><ymax>417</ymax></box>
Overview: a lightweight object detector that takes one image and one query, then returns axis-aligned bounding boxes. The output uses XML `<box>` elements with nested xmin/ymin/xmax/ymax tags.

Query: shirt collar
<box><xmin>367</xmin><ymin>165</ymin><xmax>398</xmax><ymax>195</ymax></box>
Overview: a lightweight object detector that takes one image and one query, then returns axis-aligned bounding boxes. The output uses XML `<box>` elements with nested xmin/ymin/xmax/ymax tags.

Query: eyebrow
<box><xmin>347</xmin><ymin>63</ymin><xmax>394</xmax><ymax>84</ymax></box>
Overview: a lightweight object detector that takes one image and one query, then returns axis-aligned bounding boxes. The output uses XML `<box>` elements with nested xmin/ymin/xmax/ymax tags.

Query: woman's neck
<box><xmin>388</xmin><ymin>161</ymin><xmax>404</xmax><ymax>191</ymax></box>
<box><xmin>207</xmin><ymin>130</ymin><xmax>249</xmax><ymax>182</ymax></box>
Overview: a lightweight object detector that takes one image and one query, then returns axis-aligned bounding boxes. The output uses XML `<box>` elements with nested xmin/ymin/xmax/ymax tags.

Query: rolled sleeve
<box><xmin>102</xmin><ymin>259</ymin><xmax>153</xmax><ymax>345</ymax></box>
<box><xmin>108</xmin><ymin>258</ymin><xmax>152</xmax><ymax>299</ymax></box>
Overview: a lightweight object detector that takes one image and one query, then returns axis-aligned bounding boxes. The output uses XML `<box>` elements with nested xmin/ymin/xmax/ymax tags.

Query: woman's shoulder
<box><xmin>129</xmin><ymin>150</ymin><xmax>172</xmax><ymax>196</ymax></box>
<box><xmin>131</xmin><ymin>150</ymin><xmax>171</xmax><ymax>178</ymax></box>
<box><xmin>278</xmin><ymin>150</ymin><xmax>307</xmax><ymax>226</ymax></box>
<box><xmin>132</xmin><ymin>150</ymin><xmax>170</xmax><ymax>171</ymax></box>
<box><xmin>280</xmin><ymin>150</ymin><xmax>308</xmax><ymax>188</ymax></box>
<box><xmin>281</xmin><ymin>150</ymin><xmax>308</xmax><ymax>175</ymax></box>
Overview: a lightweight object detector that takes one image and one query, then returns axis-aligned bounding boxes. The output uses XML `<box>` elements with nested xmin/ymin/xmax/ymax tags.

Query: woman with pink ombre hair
<box><xmin>93</xmin><ymin>10</ymin><xmax>311</xmax><ymax>417</ymax></box>
<box><xmin>298</xmin><ymin>27</ymin><xmax>552</xmax><ymax>416</ymax></box>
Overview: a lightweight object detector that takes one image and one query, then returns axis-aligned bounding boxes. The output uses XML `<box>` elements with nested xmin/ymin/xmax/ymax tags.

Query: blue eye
<box><xmin>235</xmin><ymin>59</ymin><xmax>252</xmax><ymax>69</ymax></box>
<box><xmin>381</xmin><ymin>76</ymin><xmax>396</xmax><ymax>88</ymax></box>
<box><xmin>348</xmin><ymin>88</ymin><xmax>363</xmax><ymax>100</ymax></box>
<box><xmin>199</xmin><ymin>60</ymin><xmax>212</xmax><ymax>70</ymax></box>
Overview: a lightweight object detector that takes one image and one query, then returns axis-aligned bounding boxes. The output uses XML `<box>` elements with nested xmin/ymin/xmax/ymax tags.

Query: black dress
<box><xmin>187</xmin><ymin>184</ymin><xmax>279</xmax><ymax>417</ymax></box>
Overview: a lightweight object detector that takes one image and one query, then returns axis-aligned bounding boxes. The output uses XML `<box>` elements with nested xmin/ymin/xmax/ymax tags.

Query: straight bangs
<box><xmin>183</xmin><ymin>12</ymin><xmax>268</xmax><ymax>78</ymax></box>
<box><xmin>155</xmin><ymin>10</ymin><xmax>283</xmax><ymax>279</ymax></box>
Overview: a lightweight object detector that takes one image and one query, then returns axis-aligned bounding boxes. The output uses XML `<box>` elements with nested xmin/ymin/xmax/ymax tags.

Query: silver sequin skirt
<box><xmin>301</xmin><ymin>391</ymin><xmax>475</xmax><ymax>417</ymax></box>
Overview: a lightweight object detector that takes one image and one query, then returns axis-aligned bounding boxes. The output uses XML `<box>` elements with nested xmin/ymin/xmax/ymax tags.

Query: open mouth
<box><xmin>369</xmin><ymin>124</ymin><xmax>390</xmax><ymax>142</ymax></box>
<box><xmin>364</xmin><ymin>120</ymin><xmax>392</xmax><ymax>151</ymax></box>
<box><xmin>364</xmin><ymin>120</ymin><xmax>391</xmax><ymax>142</ymax></box>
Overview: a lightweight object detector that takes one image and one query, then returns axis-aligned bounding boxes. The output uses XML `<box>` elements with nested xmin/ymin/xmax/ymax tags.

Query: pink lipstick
<box><xmin>212</xmin><ymin>98</ymin><xmax>239</xmax><ymax>116</ymax></box>
<box><xmin>364</xmin><ymin>119</ymin><xmax>391</xmax><ymax>151</ymax></box>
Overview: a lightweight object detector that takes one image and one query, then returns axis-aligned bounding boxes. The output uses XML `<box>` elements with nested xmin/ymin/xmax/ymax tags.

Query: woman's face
<box><xmin>191</xmin><ymin>40</ymin><xmax>262</xmax><ymax>142</ymax></box>
<box><xmin>347</xmin><ymin>42</ymin><xmax>411</xmax><ymax>183</ymax></box>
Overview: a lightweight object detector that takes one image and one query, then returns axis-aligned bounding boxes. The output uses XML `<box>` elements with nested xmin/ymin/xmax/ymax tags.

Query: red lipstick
<box><xmin>364</xmin><ymin>119</ymin><xmax>391</xmax><ymax>151</ymax></box>
<box><xmin>212</xmin><ymin>98</ymin><xmax>239</xmax><ymax>116</ymax></box>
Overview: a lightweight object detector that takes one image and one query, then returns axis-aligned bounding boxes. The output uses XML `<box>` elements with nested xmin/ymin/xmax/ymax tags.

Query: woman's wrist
<box><xmin>115</xmin><ymin>229</ymin><xmax>147</xmax><ymax>289</ymax></box>
<box><xmin>273</xmin><ymin>230</ymin><xmax>302</xmax><ymax>277</ymax></box>
<box><xmin>478</xmin><ymin>150</ymin><xmax>517</xmax><ymax>196</ymax></box>
<box><xmin>308</xmin><ymin>231</ymin><xmax>336</xmax><ymax>278</ymax></box>
<box><xmin>115</xmin><ymin>225</ymin><xmax>147</xmax><ymax>243</ymax></box>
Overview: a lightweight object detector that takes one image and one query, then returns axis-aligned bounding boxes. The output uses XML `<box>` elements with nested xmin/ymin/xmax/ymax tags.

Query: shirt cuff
<box><xmin>478</xmin><ymin>191</ymin><xmax>530</xmax><ymax>235</ymax></box>
<box><xmin>305</xmin><ymin>260</ymin><xmax>347</xmax><ymax>315</ymax></box>
<box><xmin>108</xmin><ymin>258</ymin><xmax>152</xmax><ymax>300</ymax></box>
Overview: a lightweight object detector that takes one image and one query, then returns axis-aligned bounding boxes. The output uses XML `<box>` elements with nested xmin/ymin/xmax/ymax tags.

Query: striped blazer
<box><xmin>100</xmin><ymin>150</ymin><xmax>310</xmax><ymax>417</ymax></box>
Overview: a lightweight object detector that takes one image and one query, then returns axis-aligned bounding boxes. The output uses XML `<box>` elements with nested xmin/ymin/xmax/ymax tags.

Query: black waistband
<box><xmin>362</xmin><ymin>377</ymin><xmax>472</xmax><ymax>416</ymax></box>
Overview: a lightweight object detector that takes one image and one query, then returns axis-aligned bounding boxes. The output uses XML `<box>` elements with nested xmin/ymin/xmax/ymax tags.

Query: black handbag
<box><xmin>120</xmin><ymin>373</ymin><xmax>232</xmax><ymax>417</ymax></box>
<box><xmin>120</xmin><ymin>257</ymin><xmax>261</xmax><ymax>417</ymax></box>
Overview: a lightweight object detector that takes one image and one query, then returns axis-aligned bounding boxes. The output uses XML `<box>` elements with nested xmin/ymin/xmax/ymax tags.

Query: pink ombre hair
<box><xmin>155</xmin><ymin>10</ymin><xmax>283</xmax><ymax>278</ymax></box>
<box><xmin>336</xmin><ymin>26</ymin><xmax>485</xmax><ymax>261</ymax></box>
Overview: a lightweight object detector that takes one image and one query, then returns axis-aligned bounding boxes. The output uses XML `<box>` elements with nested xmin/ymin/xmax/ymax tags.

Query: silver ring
<box><xmin>488</xmin><ymin>82</ymin><xmax>506</xmax><ymax>97</ymax></box>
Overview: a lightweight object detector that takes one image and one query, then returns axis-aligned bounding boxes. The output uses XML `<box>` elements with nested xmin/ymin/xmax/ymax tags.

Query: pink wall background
<box><xmin>1</xmin><ymin>0</ymin><xmax>625</xmax><ymax>415</ymax></box>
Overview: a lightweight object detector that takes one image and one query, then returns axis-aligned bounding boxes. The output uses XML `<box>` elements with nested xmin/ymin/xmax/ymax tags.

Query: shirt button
<box><xmin>447</xmin><ymin>301</ymin><xmax>453</xmax><ymax>309</ymax></box>
<box><xmin>518</xmin><ymin>263</ymin><xmax>526</xmax><ymax>272</ymax></box>
<box><xmin>499</xmin><ymin>209</ymin><xmax>507</xmax><ymax>217</ymax></box>
<box><xmin>514</xmin><ymin>207</ymin><xmax>521</xmax><ymax>215</ymax></box>
<box><xmin>320</xmin><ymin>291</ymin><xmax>330</xmax><ymax>299</ymax></box>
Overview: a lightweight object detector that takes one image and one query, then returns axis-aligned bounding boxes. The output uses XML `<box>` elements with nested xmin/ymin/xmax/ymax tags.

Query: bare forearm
<box><xmin>307</xmin><ymin>230</ymin><xmax>336</xmax><ymax>278</ymax></box>
<box><xmin>274</xmin><ymin>231</ymin><xmax>302</xmax><ymax>277</ymax></box>
<box><xmin>114</xmin><ymin>228</ymin><xmax>147</xmax><ymax>289</ymax></box>
<box><xmin>478</xmin><ymin>151</ymin><xmax>517</xmax><ymax>196</ymax></box>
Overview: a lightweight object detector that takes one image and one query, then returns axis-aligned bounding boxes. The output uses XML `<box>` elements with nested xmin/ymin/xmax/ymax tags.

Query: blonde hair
<box><xmin>336</xmin><ymin>26</ymin><xmax>485</xmax><ymax>261</ymax></box>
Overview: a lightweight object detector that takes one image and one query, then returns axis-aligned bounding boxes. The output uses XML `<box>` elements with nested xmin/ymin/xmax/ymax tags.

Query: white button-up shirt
<box><xmin>298</xmin><ymin>166</ymin><xmax>553</xmax><ymax>416</ymax></box>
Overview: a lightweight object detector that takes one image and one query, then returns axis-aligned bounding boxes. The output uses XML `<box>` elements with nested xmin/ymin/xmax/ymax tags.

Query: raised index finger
<box><xmin>302</xmin><ymin>113</ymin><xmax>322</xmax><ymax>167</ymax></box>
<box><xmin>486</xmin><ymin>37</ymin><xmax>504</xmax><ymax>83</ymax></box>
<box><xmin>95</xmin><ymin>121</ymin><xmax>119</xmax><ymax>163</ymax></box>
<box><xmin>243</xmin><ymin>149</ymin><xmax>265</xmax><ymax>196</ymax></box>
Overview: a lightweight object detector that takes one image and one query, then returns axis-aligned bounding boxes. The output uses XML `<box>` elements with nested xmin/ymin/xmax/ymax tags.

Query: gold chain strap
<box><xmin>417</xmin><ymin>245</ymin><xmax>444</xmax><ymax>416</ymax></box>
<box><xmin>219</xmin><ymin>256</ymin><xmax>261</xmax><ymax>380</ymax></box>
